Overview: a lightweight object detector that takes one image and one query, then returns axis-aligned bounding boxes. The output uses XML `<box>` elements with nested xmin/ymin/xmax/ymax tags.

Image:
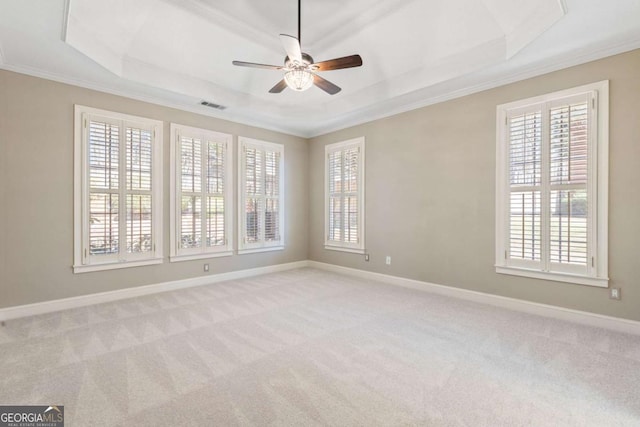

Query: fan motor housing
<box><xmin>285</xmin><ymin>53</ymin><xmax>314</xmax><ymax>68</ymax></box>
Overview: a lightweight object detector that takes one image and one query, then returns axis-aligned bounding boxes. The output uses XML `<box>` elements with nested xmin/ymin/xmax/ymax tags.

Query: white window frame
<box><xmin>170</xmin><ymin>124</ymin><xmax>233</xmax><ymax>262</ymax></box>
<box><xmin>73</xmin><ymin>105</ymin><xmax>163</xmax><ymax>273</ymax></box>
<box><xmin>495</xmin><ymin>81</ymin><xmax>609</xmax><ymax>287</ymax></box>
<box><xmin>238</xmin><ymin>137</ymin><xmax>285</xmax><ymax>254</ymax></box>
<box><xmin>324</xmin><ymin>137</ymin><xmax>366</xmax><ymax>254</ymax></box>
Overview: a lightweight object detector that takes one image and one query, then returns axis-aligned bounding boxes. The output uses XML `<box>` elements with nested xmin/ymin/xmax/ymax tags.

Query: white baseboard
<box><xmin>308</xmin><ymin>261</ymin><xmax>640</xmax><ymax>336</ymax></box>
<box><xmin>0</xmin><ymin>260</ymin><xmax>309</xmax><ymax>322</ymax></box>
<box><xmin>3</xmin><ymin>259</ymin><xmax>638</xmax><ymax>336</ymax></box>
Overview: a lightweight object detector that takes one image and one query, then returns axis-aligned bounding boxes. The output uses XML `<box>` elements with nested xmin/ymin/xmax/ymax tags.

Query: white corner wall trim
<box><xmin>0</xmin><ymin>261</ymin><xmax>308</xmax><ymax>322</ymax></box>
<box><xmin>308</xmin><ymin>261</ymin><xmax>640</xmax><ymax>336</ymax></box>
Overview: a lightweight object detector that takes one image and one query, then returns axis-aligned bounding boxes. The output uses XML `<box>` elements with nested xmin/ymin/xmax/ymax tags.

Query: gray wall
<box><xmin>0</xmin><ymin>70</ymin><xmax>309</xmax><ymax>308</ymax></box>
<box><xmin>309</xmin><ymin>49</ymin><xmax>640</xmax><ymax>321</ymax></box>
<box><xmin>2</xmin><ymin>49</ymin><xmax>639</xmax><ymax>321</ymax></box>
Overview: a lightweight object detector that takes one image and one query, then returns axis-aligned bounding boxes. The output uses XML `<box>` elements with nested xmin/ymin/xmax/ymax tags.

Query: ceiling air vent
<box><xmin>200</xmin><ymin>101</ymin><xmax>227</xmax><ymax>111</ymax></box>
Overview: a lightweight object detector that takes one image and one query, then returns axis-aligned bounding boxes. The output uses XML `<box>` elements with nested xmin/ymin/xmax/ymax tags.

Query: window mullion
<box><xmin>541</xmin><ymin>102</ymin><xmax>551</xmax><ymax>272</ymax></box>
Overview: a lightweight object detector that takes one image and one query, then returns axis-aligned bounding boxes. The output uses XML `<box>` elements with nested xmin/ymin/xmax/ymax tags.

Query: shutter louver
<box><xmin>180</xmin><ymin>195</ymin><xmax>201</xmax><ymax>249</ymax></box>
<box><xmin>89</xmin><ymin>193</ymin><xmax>119</xmax><ymax>255</ymax></box>
<box><xmin>509</xmin><ymin>191</ymin><xmax>541</xmax><ymax>261</ymax></box>
<box><xmin>550</xmin><ymin>103</ymin><xmax>588</xmax><ymax>186</ymax></box>
<box><xmin>509</xmin><ymin>112</ymin><xmax>542</xmax><ymax>186</ymax></box>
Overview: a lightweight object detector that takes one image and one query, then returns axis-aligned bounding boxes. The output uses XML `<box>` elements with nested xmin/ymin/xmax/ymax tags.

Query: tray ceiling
<box><xmin>1</xmin><ymin>0</ymin><xmax>640</xmax><ymax>136</ymax></box>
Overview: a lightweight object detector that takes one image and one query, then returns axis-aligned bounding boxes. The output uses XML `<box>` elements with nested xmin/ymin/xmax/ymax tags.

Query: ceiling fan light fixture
<box><xmin>284</xmin><ymin>69</ymin><xmax>314</xmax><ymax>91</ymax></box>
<box><xmin>232</xmin><ymin>0</ymin><xmax>362</xmax><ymax>95</ymax></box>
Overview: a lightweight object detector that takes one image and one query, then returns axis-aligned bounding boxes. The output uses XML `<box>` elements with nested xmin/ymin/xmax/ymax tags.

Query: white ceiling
<box><xmin>1</xmin><ymin>0</ymin><xmax>639</xmax><ymax>137</ymax></box>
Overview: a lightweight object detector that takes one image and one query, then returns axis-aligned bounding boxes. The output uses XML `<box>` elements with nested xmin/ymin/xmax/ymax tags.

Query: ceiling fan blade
<box><xmin>279</xmin><ymin>34</ymin><xmax>302</xmax><ymax>63</ymax></box>
<box><xmin>312</xmin><ymin>55</ymin><xmax>363</xmax><ymax>71</ymax></box>
<box><xmin>269</xmin><ymin>79</ymin><xmax>288</xmax><ymax>94</ymax></box>
<box><xmin>232</xmin><ymin>61</ymin><xmax>282</xmax><ymax>70</ymax></box>
<box><xmin>313</xmin><ymin>74</ymin><xmax>341</xmax><ymax>95</ymax></box>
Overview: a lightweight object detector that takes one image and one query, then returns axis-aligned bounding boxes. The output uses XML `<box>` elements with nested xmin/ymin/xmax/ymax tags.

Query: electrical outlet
<box><xmin>364</xmin><ymin>254</ymin><xmax>370</xmax><ymax>262</ymax></box>
<box><xmin>204</xmin><ymin>263</ymin><xmax>209</xmax><ymax>272</ymax></box>
<box><xmin>610</xmin><ymin>288</ymin><xmax>621</xmax><ymax>300</ymax></box>
<box><xmin>385</xmin><ymin>256</ymin><xmax>391</xmax><ymax>265</ymax></box>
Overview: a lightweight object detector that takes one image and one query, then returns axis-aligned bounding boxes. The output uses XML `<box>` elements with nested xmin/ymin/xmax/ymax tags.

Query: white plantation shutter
<box><xmin>206</xmin><ymin>141</ymin><xmax>228</xmax><ymax>248</ymax></box>
<box><xmin>238</xmin><ymin>138</ymin><xmax>284</xmax><ymax>253</ymax></box>
<box><xmin>328</xmin><ymin>150</ymin><xmax>342</xmax><ymax>242</ymax></box>
<box><xmin>245</xmin><ymin>146</ymin><xmax>263</xmax><ymax>244</ymax></box>
<box><xmin>549</xmin><ymin>99</ymin><xmax>589</xmax><ymax>270</ymax></box>
<box><xmin>88</xmin><ymin>120</ymin><xmax>120</xmax><ymax>259</ymax></box>
<box><xmin>325</xmin><ymin>137</ymin><xmax>365</xmax><ymax>253</ymax></box>
<box><xmin>126</xmin><ymin>126</ymin><xmax>153</xmax><ymax>255</ymax></box>
<box><xmin>496</xmin><ymin>82</ymin><xmax>608</xmax><ymax>287</ymax></box>
<box><xmin>507</xmin><ymin>110</ymin><xmax>542</xmax><ymax>268</ymax></box>
<box><xmin>74</xmin><ymin>106</ymin><xmax>163</xmax><ymax>272</ymax></box>
<box><xmin>265</xmin><ymin>150</ymin><xmax>281</xmax><ymax>242</ymax></box>
<box><xmin>170</xmin><ymin>125</ymin><xmax>233</xmax><ymax>260</ymax></box>
<box><xmin>180</xmin><ymin>136</ymin><xmax>202</xmax><ymax>249</ymax></box>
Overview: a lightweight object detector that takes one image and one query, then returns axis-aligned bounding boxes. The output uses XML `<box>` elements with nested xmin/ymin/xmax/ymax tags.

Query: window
<box><xmin>238</xmin><ymin>137</ymin><xmax>284</xmax><ymax>254</ymax></box>
<box><xmin>495</xmin><ymin>81</ymin><xmax>608</xmax><ymax>287</ymax></box>
<box><xmin>170</xmin><ymin>124</ymin><xmax>233</xmax><ymax>261</ymax></box>
<box><xmin>73</xmin><ymin>105</ymin><xmax>163</xmax><ymax>273</ymax></box>
<box><xmin>325</xmin><ymin>137</ymin><xmax>365</xmax><ymax>253</ymax></box>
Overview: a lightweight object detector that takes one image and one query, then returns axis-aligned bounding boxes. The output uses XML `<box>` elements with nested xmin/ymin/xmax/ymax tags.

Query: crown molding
<box><xmin>307</xmin><ymin>36</ymin><xmax>640</xmax><ymax>138</ymax></box>
<box><xmin>2</xmin><ymin>32</ymin><xmax>639</xmax><ymax>139</ymax></box>
<box><xmin>0</xmin><ymin>61</ymin><xmax>309</xmax><ymax>138</ymax></box>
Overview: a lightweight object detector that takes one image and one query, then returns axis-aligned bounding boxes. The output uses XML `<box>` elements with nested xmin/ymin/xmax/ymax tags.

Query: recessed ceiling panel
<box><xmin>2</xmin><ymin>0</ymin><xmax>637</xmax><ymax>136</ymax></box>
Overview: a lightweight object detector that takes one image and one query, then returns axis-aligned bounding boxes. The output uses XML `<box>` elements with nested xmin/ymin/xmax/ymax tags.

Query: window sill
<box><xmin>73</xmin><ymin>258</ymin><xmax>163</xmax><ymax>274</ymax></box>
<box><xmin>324</xmin><ymin>245</ymin><xmax>366</xmax><ymax>255</ymax></box>
<box><xmin>238</xmin><ymin>246</ymin><xmax>284</xmax><ymax>255</ymax></box>
<box><xmin>170</xmin><ymin>251</ymin><xmax>233</xmax><ymax>262</ymax></box>
<box><xmin>495</xmin><ymin>266</ymin><xmax>608</xmax><ymax>288</ymax></box>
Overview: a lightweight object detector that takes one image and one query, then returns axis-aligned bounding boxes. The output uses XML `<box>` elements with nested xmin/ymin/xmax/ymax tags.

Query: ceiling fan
<box><xmin>232</xmin><ymin>0</ymin><xmax>363</xmax><ymax>95</ymax></box>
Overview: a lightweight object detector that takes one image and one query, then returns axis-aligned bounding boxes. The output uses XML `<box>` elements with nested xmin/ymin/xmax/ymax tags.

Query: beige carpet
<box><xmin>1</xmin><ymin>268</ymin><xmax>639</xmax><ymax>426</ymax></box>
